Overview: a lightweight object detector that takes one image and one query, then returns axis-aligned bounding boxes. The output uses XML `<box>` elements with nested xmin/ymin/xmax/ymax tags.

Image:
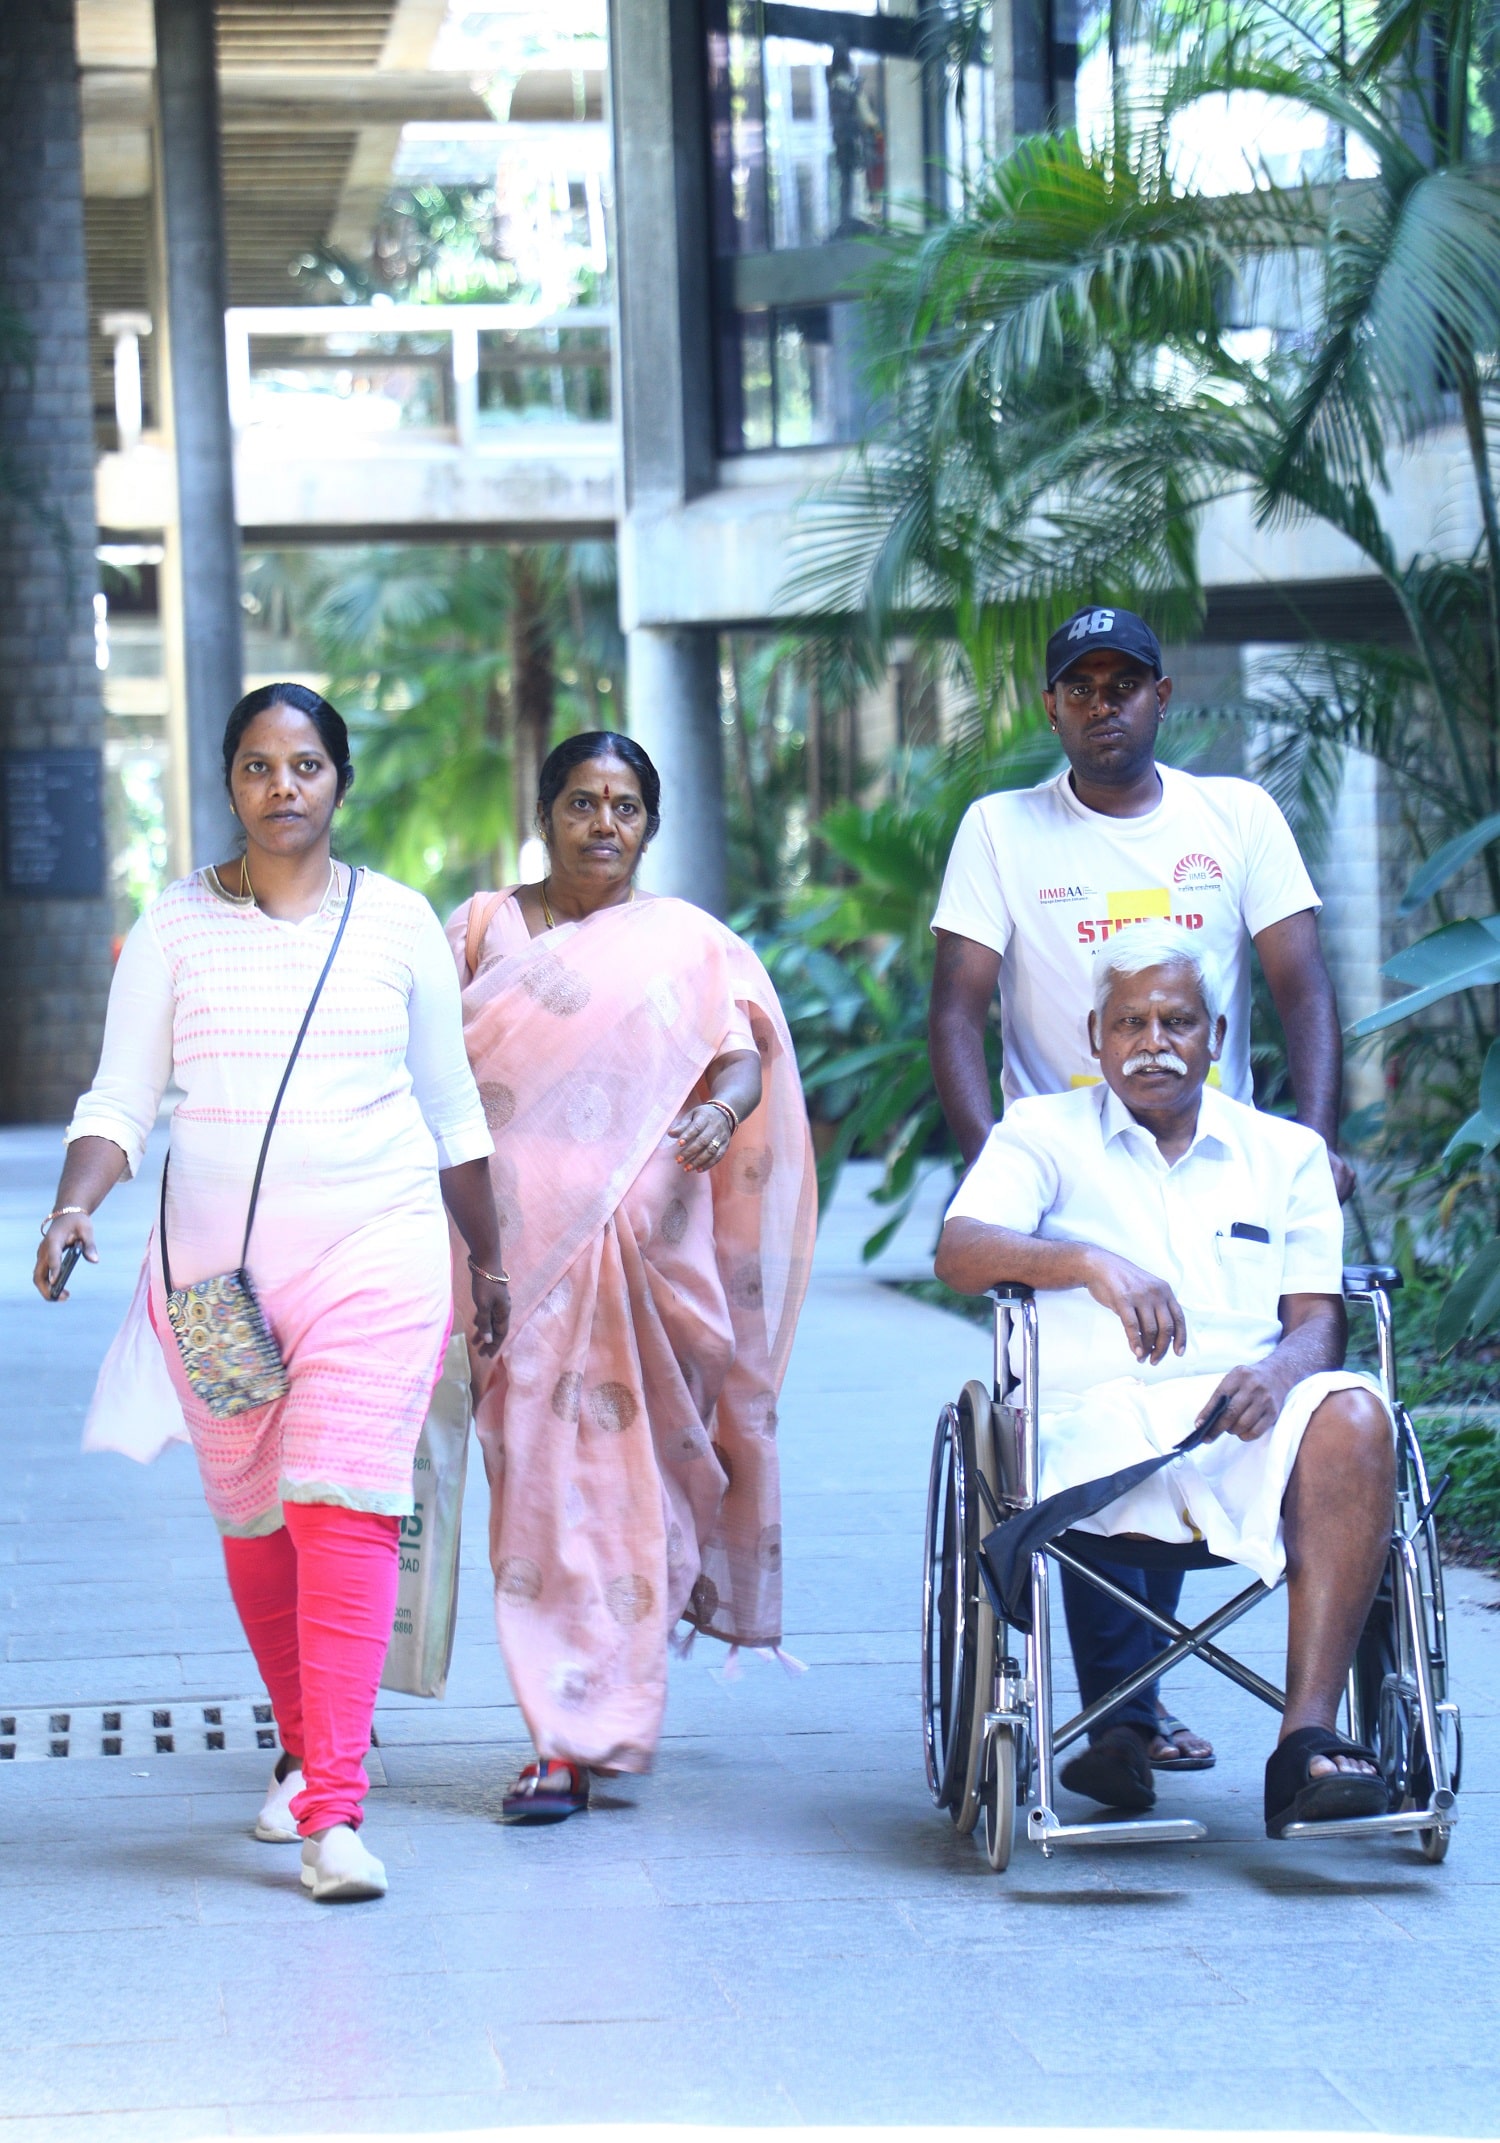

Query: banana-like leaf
<box><xmin>1400</xmin><ymin>814</ymin><xmax>1500</xmax><ymax>916</ymax></box>
<box><xmin>1442</xmin><ymin>1110</ymin><xmax>1500</xmax><ymax>1162</ymax></box>
<box><xmin>1349</xmin><ymin>962</ymin><xmax>1500</xmax><ymax>1037</ymax></box>
<box><xmin>1436</xmin><ymin>1237</ymin><xmax>1500</xmax><ymax>1354</ymax></box>
<box><xmin>1481</xmin><ymin>1037</ymin><xmax>1500</xmax><ymax>1130</ymax></box>
<box><xmin>1383</xmin><ymin>917</ymin><xmax>1500</xmax><ymax>989</ymax></box>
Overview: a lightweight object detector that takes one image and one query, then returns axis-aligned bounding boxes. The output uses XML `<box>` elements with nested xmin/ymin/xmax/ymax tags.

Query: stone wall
<box><xmin>0</xmin><ymin>0</ymin><xmax>113</xmax><ymax>1121</ymax></box>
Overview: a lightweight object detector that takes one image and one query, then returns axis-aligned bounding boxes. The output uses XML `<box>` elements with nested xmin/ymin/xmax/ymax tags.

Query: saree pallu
<box><xmin>452</xmin><ymin>891</ymin><xmax>817</xmax><ymax>1771</ymax></box>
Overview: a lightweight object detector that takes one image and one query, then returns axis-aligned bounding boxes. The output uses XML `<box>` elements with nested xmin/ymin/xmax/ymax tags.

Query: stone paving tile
<box><xmin>4</xmin><ymin>1132</ymin><xmax>1500</xmax><ymax>2133</ymax></box>
<box><xmin>0</xmin><ymin>2114</ymin><xmax>233</xmax><ymax>2143</ymax></box>
<box><xmin>1327</xmin><ymin>2064</ymin><xmax>1500</xmax><ymax>2136</ymax></box>
<box><xmin>225</xmin><ymin>2097</ymin><xmax>512</xmax><ymax>2136</ymax></box>
<box><xmin>0</xmin><ymin>1928</ymin><xmax>229</xmax><ymax>2051</ymax></box>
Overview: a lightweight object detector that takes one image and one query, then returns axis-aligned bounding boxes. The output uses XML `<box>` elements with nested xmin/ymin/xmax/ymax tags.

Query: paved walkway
<box><xmin>3</xmin><ymin>1127</ymin><xmax>1499</xmax><ymax>2139</ymax></box>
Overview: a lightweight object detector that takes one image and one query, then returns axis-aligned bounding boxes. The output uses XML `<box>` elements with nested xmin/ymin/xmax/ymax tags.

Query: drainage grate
<box><xmin>0</xmin><ymin>1699</ymin><xmax>278</xmax><ymax>1763</ymax></box>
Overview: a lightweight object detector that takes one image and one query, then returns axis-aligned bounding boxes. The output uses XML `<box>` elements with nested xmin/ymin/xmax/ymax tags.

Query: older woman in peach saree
<box><xmin>448</xmin><ymin>732</ymin><xmax>816</xmax><ymax>1820</ymax></box>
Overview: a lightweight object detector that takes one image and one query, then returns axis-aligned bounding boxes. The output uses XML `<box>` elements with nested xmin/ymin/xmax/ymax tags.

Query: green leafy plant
<box><xmin>789</xmin><ymin>0</ymin><xmax>1500</xmax><ymax>1252</ymax></box>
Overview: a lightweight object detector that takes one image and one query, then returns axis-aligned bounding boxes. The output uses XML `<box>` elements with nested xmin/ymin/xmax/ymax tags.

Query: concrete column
<box><xmin>627</xmin><ymin>627</ymin><xmax>726</xmax><ymax>917</ymax></box>
<box><xmin>0</xmin><ymin>0</ymin><xmax>114</xmax><ymax>1121</ymax></box>
<box><xmin>153</xmin><ymin>0</ymin><xmax>242</xmax><ymax>869</ymax></box>
<box><xmin>609</xmin><ymin>0</ymin><xmax>726</xmax><ymax>909</ymax></box>
<box><xmin>607</xmin><ymin>0</ymin><xmax>717</xmax><ymax>505</ymax></box>
<box><xmin>1319</xmin><ymin>748</ymin><xmax>1386</xmax><ymax>1117</ymax></box>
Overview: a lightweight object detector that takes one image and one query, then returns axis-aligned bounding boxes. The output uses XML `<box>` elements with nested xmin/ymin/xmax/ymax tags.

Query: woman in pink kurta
<box><xmin>36</xmin><ymin>684</ymin><xmax>508</xmax><ymax>1903</ymax></box>
<box><xmin>448</xmin><ymin>732</ymin><xmax>816</xmax><ymax>1819</ymax></box>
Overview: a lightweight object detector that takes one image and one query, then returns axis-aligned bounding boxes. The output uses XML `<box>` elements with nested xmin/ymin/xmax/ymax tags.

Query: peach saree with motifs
<box><xmin>447</xmin><ymin>890</ymin><xmax>817</xmax><ymax>1772</ymax></box>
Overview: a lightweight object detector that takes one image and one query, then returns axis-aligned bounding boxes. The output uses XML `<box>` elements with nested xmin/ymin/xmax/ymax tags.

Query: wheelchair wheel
<box><xmin>921</xmin><ymin>1382</ymin><xmax>999</xmax><ymax>1819</ymax></box>
<box><xmin>922</xmin><ymin>1403</ymin><xmax>969</xmax><ymax>1810</ymax></box>
<box><xmin>982</xmin><ymin>1724</ymin><xmax>1018</xmax><ymax>1872</ymax></box>
<box><xmin>952</xmin><ymin>1381</ymin><xmax>1001</xmax><ymax>1838</ymax></box>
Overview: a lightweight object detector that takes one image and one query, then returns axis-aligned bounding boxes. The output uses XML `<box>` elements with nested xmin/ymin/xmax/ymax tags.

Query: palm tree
<box><xmin>793</xmin><ymin>0</ymin><xmax>1500</xmax><ymax>1104</ymax></box>
<box><xmin>788</xmin><ymin>0</ymin><xmax>1500</xmax><ymax>1285</ymax></box>
<box><xmin>244</xmin><ymin>543</ymin><xmax>625</xmax><ymax>910</ymax></box>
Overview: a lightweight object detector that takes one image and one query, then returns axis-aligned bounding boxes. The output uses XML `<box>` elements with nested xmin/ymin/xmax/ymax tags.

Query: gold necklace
<box><xmin>238</xmin><ymin>855</ymin><xmax>338</xmax><ymax>913</ymax></box>
<box><xmin>539</xmin><ymin>876</ymin><xmax>635</xmax><ymax>931</ymax></box>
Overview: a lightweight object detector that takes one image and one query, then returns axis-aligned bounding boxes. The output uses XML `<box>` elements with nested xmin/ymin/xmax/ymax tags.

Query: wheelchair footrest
<box><xmin>1278</xmin><ymin>1806</ymin><xmax>1454</xmax><ymax>1841</ymax></box>
<box><xmin>1029</xmin><ymin>1814</ymin><xmax>1207</xmax><ymax>1848</ymax></box>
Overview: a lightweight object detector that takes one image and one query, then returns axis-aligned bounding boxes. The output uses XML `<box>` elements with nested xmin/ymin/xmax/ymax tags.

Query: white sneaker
<box><xmin>253</xmin><ymin>1759</ymin><xmax>304</xmax><ymax>1843</ymax></box>
<box><xmin>300</xmin><ymin>1824</ymin><xmax>387</xmax><ymax>1903</ymax></box>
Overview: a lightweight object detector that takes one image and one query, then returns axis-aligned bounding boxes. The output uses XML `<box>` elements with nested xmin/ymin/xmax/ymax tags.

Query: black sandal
<box><xmin>1059</xmin><ymin>1723</ymin><xmax>1156</xmax><ymax>1812</ymax></box>
<box><xmin>1264</xmin><ymin>1726</ymin><xmax>1388</xmax><ymax>1837</ymax></box>
<box><xmin>502</xmin><ymin>1759</ymin><xmax>590</xmax><ymax>1824</ymax></box>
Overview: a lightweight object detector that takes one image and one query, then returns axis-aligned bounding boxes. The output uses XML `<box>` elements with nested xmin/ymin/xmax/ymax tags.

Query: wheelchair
<box><xmin>921</xmin><ymin>1265</ymin><xmax>1461</xmax><ymax>1870</ymax></box>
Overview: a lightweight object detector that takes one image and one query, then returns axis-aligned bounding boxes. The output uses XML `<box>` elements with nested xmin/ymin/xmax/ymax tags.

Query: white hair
<box><xmin>1092</xmin><ymin>920</ymin><xmax>1225</xmax><ymax>1027</ymax></box>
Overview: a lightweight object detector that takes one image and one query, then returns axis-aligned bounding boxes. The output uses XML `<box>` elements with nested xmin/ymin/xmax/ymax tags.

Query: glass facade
<box><xmin>707</xmin><ymin>0</ymin><xmax>945</xmax><ymax>455</ymax></box>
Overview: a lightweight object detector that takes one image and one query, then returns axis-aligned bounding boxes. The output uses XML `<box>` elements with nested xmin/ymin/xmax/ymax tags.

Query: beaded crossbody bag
<box><xmin>158</xmin><ymin>869</ymin><xmax>360</xmax><ymax>1419</ymax></box>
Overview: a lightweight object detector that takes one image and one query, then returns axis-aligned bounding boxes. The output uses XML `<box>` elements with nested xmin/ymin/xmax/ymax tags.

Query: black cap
<box><xmin>1045</xmin><ymin>606</ymin><xmax>1163</xmax><ymax>687</ymax></box>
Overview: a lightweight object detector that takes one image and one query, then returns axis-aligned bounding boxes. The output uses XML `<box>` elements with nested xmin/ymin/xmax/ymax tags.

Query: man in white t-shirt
<box><xmin>929</xmin><ymin>604</ymin><xmax>1352</xmax><ymax>1773</ymax></box>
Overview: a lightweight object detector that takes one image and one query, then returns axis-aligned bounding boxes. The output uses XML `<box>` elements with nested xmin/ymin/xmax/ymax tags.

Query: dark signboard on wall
<box><xmin>2</xmin><ymin>749</ymin><xmax>105</xmax><ymax>897</ymax></box>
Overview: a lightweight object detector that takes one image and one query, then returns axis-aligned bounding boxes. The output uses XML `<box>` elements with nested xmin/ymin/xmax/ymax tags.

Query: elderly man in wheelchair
<box><xmin>927</xmin><ymin>919</ymin><xmax>1458</xmax><ymax>1866</ymax></box>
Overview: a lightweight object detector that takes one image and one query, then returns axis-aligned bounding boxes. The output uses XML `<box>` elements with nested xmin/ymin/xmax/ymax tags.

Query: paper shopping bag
<box><xmin>381</xmin><ymin>1332</ymin><xmax>471</xmax><ymax>1699</ymax></box>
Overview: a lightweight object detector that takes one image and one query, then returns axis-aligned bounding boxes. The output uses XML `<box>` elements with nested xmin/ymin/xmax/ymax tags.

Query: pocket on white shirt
<box><xmin>1213</xmin><ymin>1231</ymin><xmax>1279</xmax><ymax>1314</ymax></box>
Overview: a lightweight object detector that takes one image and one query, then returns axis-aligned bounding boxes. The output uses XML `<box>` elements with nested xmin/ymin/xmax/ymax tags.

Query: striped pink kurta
<box><xmin>71</xmin><ymin>868</ymin><xmax>492</xmax><ymax>1535</ymax></box>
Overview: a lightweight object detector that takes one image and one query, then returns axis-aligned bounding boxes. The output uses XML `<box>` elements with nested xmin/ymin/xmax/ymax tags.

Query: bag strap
<box><xmin>159</xmin><ymin>867</ymin><xmax>362</xmax><ymax>1293</ymax></box>
<box><xmin>463</xmin><ymin>888</ymin><xmax>510</xmax><ymax>983</ymax></box>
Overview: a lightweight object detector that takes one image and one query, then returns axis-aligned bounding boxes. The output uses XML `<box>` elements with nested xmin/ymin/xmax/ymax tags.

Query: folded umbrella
<box><xmin>979</xmin><ymin>1393</ymin><xmax>1229</xmax><ymax>1632</ymax></box>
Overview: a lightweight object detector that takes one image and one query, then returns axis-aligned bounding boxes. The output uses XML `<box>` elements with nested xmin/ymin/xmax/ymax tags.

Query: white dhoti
<box><xmin>1039</xmin><ymin>1369</ymin><xmax>1392</xmax><ymax>1588</ymax></box>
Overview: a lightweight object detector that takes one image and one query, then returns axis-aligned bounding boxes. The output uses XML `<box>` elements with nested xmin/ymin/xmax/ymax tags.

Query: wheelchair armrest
<box><xmin>1343</xmin><ymin>1263</ymin><xmax>1403</xmax><ymax>1295</ymax></box>
<box><xmin>988</xmin><ymin>1283</ymin><xmax>1036</xmax><ymax>1304</ymax></box>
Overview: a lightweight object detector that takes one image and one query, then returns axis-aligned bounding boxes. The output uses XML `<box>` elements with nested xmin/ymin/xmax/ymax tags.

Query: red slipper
<box><xmin>502</xmin><ymin>1759</ymin><xmax>590</xmax><ymax>1824</ymax></box>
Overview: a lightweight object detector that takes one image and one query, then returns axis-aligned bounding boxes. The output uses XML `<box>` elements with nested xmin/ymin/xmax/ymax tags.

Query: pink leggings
<box><xmin>221</xmin><ymin>1504</ymin><xmax>399</xmax><ymax>1836</ymax></box>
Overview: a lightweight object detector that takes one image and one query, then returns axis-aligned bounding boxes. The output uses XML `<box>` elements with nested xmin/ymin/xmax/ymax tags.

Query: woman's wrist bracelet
<box><xmin>40</xmin><ymin>1206</ymin><xmax>87</xmax><ymax>1236</ymax></box>
<box><xmin>704</xmin><ymin>1098</ymin><xmax>739</xmax><ymax>1137</ymax></box>
<box><xmin>467</xmin><ymin>1256</ymin><xmax>511</xmax><ymax>1286</ymax></box>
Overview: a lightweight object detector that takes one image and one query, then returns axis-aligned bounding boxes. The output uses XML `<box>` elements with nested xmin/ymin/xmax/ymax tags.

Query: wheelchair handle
<box><xmin>988</xmin><ymin>1283</ymin><xmax>1036</xmax><ymax>1304</ymax></box>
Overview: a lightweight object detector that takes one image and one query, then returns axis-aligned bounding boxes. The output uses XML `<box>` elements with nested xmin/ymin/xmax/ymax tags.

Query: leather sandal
<box><xmin>1264</xmin><ymin>1725</ymin><xmax>1388</xmax><ymax>1837</ymax></box>
<box><xmin>502</xmin><ymin>1759</ymin><xmax>590</xmax><ymax>1825</ymax></box>
<box><xmin>1151</xmin><ymin>1709</ymin><xmax>1216</xmax><ymax>1772</ymax></box>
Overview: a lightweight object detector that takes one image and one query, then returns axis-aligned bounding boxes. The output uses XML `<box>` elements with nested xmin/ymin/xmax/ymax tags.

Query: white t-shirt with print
<box><xmin>930</xmin><ymin>766</ymin><xmax>1319</xmax><ymax>1105</ymax></box>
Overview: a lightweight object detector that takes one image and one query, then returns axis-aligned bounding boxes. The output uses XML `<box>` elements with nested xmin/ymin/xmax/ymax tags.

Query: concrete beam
<box><xmin>97</xmin><ymin>432</ymin><xmax>620</xmax><ymax>541</ymax></box>
<box><xmin>620</xmin><ymin>428</ymin><xmax>1481</xmax><ymax>630</ymax></box>
<box><xmin>327</xmin><ymin>124</ymin><xmax>405</xmax><ymax>255</ymax></box>
<box><xmin>81</xmin><ymin>68</ymin><xmax>495</xmax><ymax>129</ymax></box>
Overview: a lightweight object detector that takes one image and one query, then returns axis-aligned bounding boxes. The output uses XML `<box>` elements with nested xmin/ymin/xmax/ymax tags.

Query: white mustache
<box><xmin>1123</xmin><ymin>1049</ymin><xmax>1189</xmax><ymax>1078</ymax></box>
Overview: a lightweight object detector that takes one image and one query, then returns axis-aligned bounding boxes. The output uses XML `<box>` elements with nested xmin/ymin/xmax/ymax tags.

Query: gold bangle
<box><xmin>41</xmin><ymin>1206</ymin><xmax>87</xmax><ymax>1236</ymax></box>
<box><xmin>704</xmin><ymin>1098</ymin><xmax>739</xmax><ymax>1137</ymax></box>
<box><xmin>468</xmin><ymin>1257</ymin><xmax>511</xmax><ymax>1286</ymax></box>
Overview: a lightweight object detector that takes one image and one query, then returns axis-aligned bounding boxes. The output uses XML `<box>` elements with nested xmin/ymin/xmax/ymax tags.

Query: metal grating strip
<box><xmin>0</xmin><ymin>1700</ymin><xmax>278</xmax><ymax>1763</ymax></box>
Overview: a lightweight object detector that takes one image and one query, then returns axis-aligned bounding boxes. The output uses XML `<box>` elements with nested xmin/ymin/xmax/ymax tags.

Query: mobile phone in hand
<box><xmin>49</xmin><ymin>1242</ymin><xmax>84</xmax><ymax>1301</ymax></box>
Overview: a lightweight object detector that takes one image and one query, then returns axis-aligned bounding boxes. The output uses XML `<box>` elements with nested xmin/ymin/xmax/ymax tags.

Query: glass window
<box><xmin>706</xmin><ymin>0</ymin><xmax>942</xmax><ymax>453</ymax></box>
<box><xmin>717</xmin><ymin>299</ymin><xmax>874</xmax><ymax>454</ymax></box>
<box><xmin>477</xmin><ymin>326</ymin><xmax>611</xmax><ymax>427</ymax></box>
<box><xmin>245</xmin><ymin>334</ymin><xmax>453</xmax><ymax>432</ymax></box>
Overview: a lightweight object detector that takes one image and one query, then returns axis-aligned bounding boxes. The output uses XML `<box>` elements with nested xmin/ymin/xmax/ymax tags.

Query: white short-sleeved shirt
<box><xmin>944</xmin><ymin>1084</ymin><xmax>1343</xmax><ymax>1398</ymax></box>
<box><xmin>931</xmin><ymin>766</ymin><xmax>1319</xmax><ymax>1104</ymax></box>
